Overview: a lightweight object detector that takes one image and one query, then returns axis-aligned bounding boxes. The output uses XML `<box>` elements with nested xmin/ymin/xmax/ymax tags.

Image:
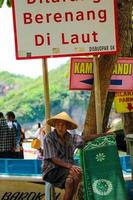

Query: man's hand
<box><xmin>69</xmin><ymin>165</ymin><xmax>82</xmax><ymax>181</ymax></box>
<box><xmin>84</xmin><ymin>132</ymin><xmax>113</xmax><ymax>142</ymax></box>
<box><xmin>70</xmin><ymin>165</ymin><xmax>81</xmax><ymax>175</ymax></box>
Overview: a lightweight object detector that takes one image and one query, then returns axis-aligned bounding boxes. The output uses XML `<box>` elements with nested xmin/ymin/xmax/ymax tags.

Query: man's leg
<box><xmin>70</xmin><ymin>168</ymin><xmax>82</xmax><ymax>199</ymax></box>
<box><xmin>63</xmin><ymin>169</ymin><xmax>82</xmax><ymax>200</ymax></box>
<box><xmin>45</xmin><ymin>181</ymin><xmax>54</xmax><ymax>200</ymax></box>
<box><xmin>63</xmin><ymin>176</ymin><xmax>74</xmax><ymax>200</ymax></box>
<box><xmin>70</xmin><ymin>173</ymin><xmax>81</xmax><ymax>198</ymax></box>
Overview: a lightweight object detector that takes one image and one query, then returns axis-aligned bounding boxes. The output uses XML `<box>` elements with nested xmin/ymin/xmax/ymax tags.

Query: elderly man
<box><xmin>43</xmin><ymin>111</ymin><xmax>108</xmax><ymax>200</ymax></box>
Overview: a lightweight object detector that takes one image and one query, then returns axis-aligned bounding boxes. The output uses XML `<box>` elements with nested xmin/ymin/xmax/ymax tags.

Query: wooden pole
<box><xmin>42</xmin><ymin>58</ymin><xmax>56</xmax><ymax>200</ymax></box>
<box><xmin>42</xmin><ymin>58</ymin><xmax>51</xmax><ymax>134</ymax></box>
<box><xmin>93</xmin><ymin>55</ymin><xmax>103</xmax><ymax>134</ymax></box>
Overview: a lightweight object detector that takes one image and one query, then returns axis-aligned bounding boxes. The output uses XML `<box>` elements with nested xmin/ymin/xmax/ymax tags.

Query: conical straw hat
<box><xmin>47</xmin><ymin>112</ymin><xmax>78</xmax><ymax>130</ymax></box>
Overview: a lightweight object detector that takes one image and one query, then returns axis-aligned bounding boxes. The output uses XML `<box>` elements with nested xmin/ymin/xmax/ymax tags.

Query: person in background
<box><xmin>0</xmin><ymin>112</ymin><xmax>4</xmax><ymax>119</ymax></box>
<box><xmin>6</xmin><ymin>111</ymin><xmax>24</xmax><ymax>158</ymax></box>
<box><xmin>0</xmin><ymin>112</ymin><xmax>16</xmax><ymax>158</ymax></box>
<box><xmin>42</xmin><ymin>111</ymin><xmax>110</xmax><ymax>200</ymax></box>
<box><xmin>35</xmin><ymin>123</ymin><xmax>46</xmax><ymax>159</ymax></box>
<box><xmin>19</xmin><ymin>128</ymin><xmax>25</xmax><ymax>158</ymax></box>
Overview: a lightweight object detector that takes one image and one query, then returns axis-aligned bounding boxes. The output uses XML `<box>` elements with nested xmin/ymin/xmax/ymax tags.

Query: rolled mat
<box><xmin>80</xmin><ymin>135</ymin><xmax>127</xmax><ymax>200</ymax></box>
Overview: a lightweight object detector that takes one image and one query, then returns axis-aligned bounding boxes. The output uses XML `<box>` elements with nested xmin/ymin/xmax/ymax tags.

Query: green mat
<box><xmin>80</xmin><ymin>135</ymin><xmax>127</xmax><ymax>200</ymax></box>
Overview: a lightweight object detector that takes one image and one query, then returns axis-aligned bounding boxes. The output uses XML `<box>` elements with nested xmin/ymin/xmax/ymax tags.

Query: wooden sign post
<box><xmin>42</xmin><ymin>58</ymin><xmax>51</xmax><ymax>134</ymax></box>
<box><xmin>93</xmin><ymin>56</ymin><xmax>103</xmax><ymax>134</ymax></box>
<box><xmin>42</xmin><ymin>58</ymin><xmax>56</xmax><ymax>200</ymax></box>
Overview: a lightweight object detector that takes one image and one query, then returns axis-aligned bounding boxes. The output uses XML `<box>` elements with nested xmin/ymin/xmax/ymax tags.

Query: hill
<box><xmin>0</xmin><ymin>63</ymin><xmax>90</xmax><ymax>131</ymax></box>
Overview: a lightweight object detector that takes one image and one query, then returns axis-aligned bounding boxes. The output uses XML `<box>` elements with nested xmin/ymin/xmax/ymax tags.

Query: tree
<box><xmin>78</xmin><ymin>3</ymin><xmax>133</xmax><ymax>199</ymax></box>
<box><xmin>0</xmin><ymin>0</ymin><xmax>11</xmax><ymax>8</ymax></box>
<box><xmin>83</xmin><ymin>1</ymin><xmax>133</xmax><ymax>137</ymax></box>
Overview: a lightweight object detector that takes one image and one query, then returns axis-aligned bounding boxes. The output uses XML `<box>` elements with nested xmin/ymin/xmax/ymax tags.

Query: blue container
<box><xmin>74</xmin><ymin>156</ymin><xmax>80</xmax><ymax>166</ymax></box>
<box><xmin>0</xmin><ymin>159</ymin><xmax>6</xmax><ymax>173</ymax></box>
<box><xmin>119</xmin><ymin>155</ymin><xmax>131</xmax><ymax>173</ymax></box>
<box><xmin>0</xmin><ymin>159</ymin><xmax>42</xmax><ymax>176</ymax></box>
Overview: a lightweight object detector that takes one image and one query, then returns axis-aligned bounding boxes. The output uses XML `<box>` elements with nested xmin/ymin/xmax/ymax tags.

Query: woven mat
<box><xmin>80</xmin><ymin>135</ymin><xmax>127</xmax><ymax>200</ymax></box>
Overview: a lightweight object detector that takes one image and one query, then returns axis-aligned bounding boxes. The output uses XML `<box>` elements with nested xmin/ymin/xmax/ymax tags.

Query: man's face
<box><xmin>55</xmin><ymin>120</ymin><xmax>67</xmax><ymax>137</ymax></box>
<box><xmin>6</xmin><ymin>115</ymin><xmax>12</xmax><ymax>121</ymax></box>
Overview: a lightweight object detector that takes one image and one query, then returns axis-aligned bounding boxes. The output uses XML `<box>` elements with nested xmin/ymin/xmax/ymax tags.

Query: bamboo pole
<box><xmin>93</xmin><ymin>55</ymin><xmax>103</xmax><ymax>134</ymax></box>
<box><xmin>42</xmin><ymin>58</ymin><xmax>51</xmax><ymax>133</ymax></box>
<box><xmin>42</xmin><ymin>58</ymin><xmax>56</xmax><ymax>200</ymax></box>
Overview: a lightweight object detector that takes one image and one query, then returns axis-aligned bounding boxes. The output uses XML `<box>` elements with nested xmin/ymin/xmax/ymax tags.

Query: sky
<box><xmin>0</xmin><ymin>5</ymin><xmax>69</xmax><ymax>78</ymax></box>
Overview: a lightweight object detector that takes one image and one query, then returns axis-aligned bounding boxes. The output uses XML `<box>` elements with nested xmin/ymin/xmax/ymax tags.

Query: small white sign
<box><xmin>12</xmin><ymin>0</ymin><xmax>118</xmax><ymax>59</ymax></box>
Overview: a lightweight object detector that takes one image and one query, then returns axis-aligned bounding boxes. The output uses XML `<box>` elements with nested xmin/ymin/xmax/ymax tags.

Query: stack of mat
<box><xmin>80</xmin><ymin>135</ymin><xmax>127</xmax><ymax>200</ymax></box>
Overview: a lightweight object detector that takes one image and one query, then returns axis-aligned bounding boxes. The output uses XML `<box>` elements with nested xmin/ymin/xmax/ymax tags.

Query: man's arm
<box><xmin>51</xmin><ymin>158</ymin><xmax>72</xmax><ymax>169</ymax></box>
<box><xmin>51</xmin><ymin>158</ymin><xmax>81</xmax><ymax>174</ymax></box>
<box><xmin>83</xmin><ymin>132</ymin><xmax>111</xmax><ymax>143</ymax></box>
<box><xmin>10</xmin><ymin>127</ymin><xmax>17</xmax><ymax>151</ymax></box>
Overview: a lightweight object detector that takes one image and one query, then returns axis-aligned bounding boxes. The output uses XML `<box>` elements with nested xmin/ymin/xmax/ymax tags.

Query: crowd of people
<box><xmin>0</xmin><ymin>111</ymin><xmax>25</xmax><ymax>158</ymax></box>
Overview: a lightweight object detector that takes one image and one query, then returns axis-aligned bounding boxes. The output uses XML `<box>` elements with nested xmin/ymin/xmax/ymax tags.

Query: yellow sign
<box><xmin>114</xmin><ymin>92</ymin><xmax>133</xmax><ymax>113</ymax></box>
<box><xmin>113</xmin><ymin>63</ymin><xmax>132</xmax><ymax>75</ymax></box>
<box><xmin>74</xmin><ymin>62</ymin><xmax>93</xmax><ymax>74</ymax></box>
<box><xmin>73</xmin><ymin>62</ymin><xmax>132</xmax><ymax>75</ymax></box>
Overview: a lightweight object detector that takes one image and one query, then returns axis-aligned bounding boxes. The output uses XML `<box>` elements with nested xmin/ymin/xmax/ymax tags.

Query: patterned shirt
<box><xmin>7</xmin><ymin>120</ymin><xmax>21</xmax><ymax>148</ymax></box>
<box><xmin>43</xmin><ymin>130</ymin><xmax>84</xmax><ymax>177</ymax></box>
<box><xmin>0</xmin><ymin>119</ymin><xmax>16</xmax><ymax>151</ymax></box>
